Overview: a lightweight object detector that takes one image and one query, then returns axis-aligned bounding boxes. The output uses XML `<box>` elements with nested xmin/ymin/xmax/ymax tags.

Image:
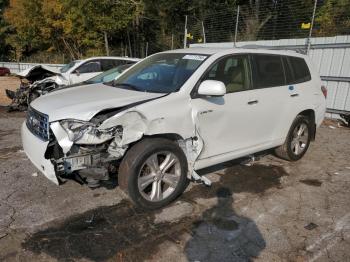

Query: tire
<box><xmin>118</xmin><ymin>138</ymin><xmax>189</xmax><ymax>210</ymax></box>
<box><xmin>274</xmin><ymin>115</ymin><xmax>312</xmax><ymax>161</ymax></box>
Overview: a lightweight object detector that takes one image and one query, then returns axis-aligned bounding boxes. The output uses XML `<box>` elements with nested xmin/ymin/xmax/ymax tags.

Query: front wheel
<box><xmin>275</xmin><ymin>115</ymin><xmax>311</xmax><ymax>161</ymax></box>
<box><xmin>118</xmin><ymin>138</ymin><xmax>189</xmax><ymax>210</ymax></box>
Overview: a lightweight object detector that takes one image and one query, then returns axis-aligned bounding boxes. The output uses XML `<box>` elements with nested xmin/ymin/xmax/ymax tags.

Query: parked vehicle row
<box><xmin>5</xmin><ymin>56</ymin><xmax>140</xmax><ymax>111</ymax></box>
<box><xmin>21</xmin><ymin>47</ymin><xmax>326</xmax><ymax>209</ymax></box>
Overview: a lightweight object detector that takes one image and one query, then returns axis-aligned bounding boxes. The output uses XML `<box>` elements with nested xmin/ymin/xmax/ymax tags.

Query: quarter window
<box><xmin>288</xmin><ymin>56</ymin><xmax>311</xmax><ymax>83</ymax></box>
<box><xmin>202</xmin><ymin>55</ymin><xmax>251</xmax><ymax>93</ymax></box>
<box><xmin>252</xmin><ymin>54</ymin><xmax>285</xmax><ymax>88</ymax></box>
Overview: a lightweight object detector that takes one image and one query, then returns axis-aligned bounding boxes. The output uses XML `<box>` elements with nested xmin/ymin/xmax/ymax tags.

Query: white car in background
<box><xmin>16</xmin><ymin>56</ymin><xmax>140</xmax><ymax>86</ymax></box>
<box><xmin>6</xmin><ymin>57</ymin><xmax>140</xmax><ymax>110</ymax></box>
<box><xmin>53</xmin><ymin>56</ymin><xmax>140</xmax><ymax>85</ymax></box>
<box><xmin>21</xmin><ymin>48</ymin><xmax>326</xmax><ymax>209</ymax></box>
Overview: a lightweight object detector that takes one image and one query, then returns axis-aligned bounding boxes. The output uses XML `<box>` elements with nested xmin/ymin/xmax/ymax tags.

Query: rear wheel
<box><xmin>275</xmin><ymin>115</ymin><xmax>311</xmax><ymax>161</ymax></box>
<box><xmin>118</xmin><ymin>138</ymin><xmax>189</xmax><ymax>210</ymax></box>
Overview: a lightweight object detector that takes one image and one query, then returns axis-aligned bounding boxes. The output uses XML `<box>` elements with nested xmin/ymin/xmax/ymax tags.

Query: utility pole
<box><xmin>306</xmin><ymin>0</ymin><xmax>317</xmax><ymax>55</ymax></box>
<box><xmin>145</xmin><ymin>42</ymin><xmax>149</xmax><ymax>57</ymax></box>
<box><xmin>234</xmin><ymin>5</ymin><xmax>240</xmax><ymax>47</ymax></box>
<box><xmin>202</xmin><ymin>21</ymin><xmax>206</xmax><ymax>43</ymax></box>
<box><xmin>184</xmin><ymin>15</ymin><xmax>188</xmax><ymax>48</ymax></box>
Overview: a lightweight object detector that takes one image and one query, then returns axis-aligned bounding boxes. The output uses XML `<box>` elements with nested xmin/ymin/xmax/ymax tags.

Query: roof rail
<box><xmin>241</xmin><ymin>44</ymin><xmax>307</xmax><ymax>55</ymax></box>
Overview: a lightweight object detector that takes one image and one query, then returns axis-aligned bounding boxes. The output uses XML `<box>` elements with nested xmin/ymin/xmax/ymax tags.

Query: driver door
<box><xmin>191</xmin><ymin>54</ymin><xmax>262</xmax><ymax>160</ymax></box>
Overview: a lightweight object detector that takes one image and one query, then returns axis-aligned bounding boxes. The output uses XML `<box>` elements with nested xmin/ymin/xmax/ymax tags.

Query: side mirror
<box><xmin>74</xmin><ymin>70</ymin><xmax>80</xmax><ymax>76</ymax></box>
<box><xmin>197</xmin><ymin>80</ymin><xmax>226</xmax><ymax>97</ymax></box>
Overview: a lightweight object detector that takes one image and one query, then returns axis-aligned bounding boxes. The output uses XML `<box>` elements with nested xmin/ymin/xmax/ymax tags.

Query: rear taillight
<box><xmin>321</xmin><ymin>85</ymin><xmax>327</xmax><ymax>99</ymax></box>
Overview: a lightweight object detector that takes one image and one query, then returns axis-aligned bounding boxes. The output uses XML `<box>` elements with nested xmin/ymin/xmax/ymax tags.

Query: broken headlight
<box><xmin>60</xmin><ymin>120</ymin><xmax>95</xmax><ymax>142</ymax></box>
<box><xmin>60</xmin><ymin>120</ymin><xmax>123</xmax><ymax>143</ymax></box>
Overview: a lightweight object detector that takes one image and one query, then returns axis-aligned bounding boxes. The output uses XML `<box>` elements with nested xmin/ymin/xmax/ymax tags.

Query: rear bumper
<box><xmin>21</xmin><ymin>122</ymin><xmax>59</xmax><ymax>185</ymax></box>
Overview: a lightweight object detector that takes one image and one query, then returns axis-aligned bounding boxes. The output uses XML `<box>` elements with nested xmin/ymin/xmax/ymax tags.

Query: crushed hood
<box><xmin>16</xmin><ymin>65</ymin><xmax>63</xmax><ymax>82</ymax></box>
<box><xmin>30</xmin><ymin>83</ymin><xmax>164</xmax><ymax>122</ymax></box>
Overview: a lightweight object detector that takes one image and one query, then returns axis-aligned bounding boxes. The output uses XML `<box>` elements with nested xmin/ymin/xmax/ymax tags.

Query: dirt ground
<box><xmin>0</xmin><ymin>76</ymin><xmax>21</xmax><ymax>105</ymax></box>
<box><xmin>0</xmin><ymin>106</ymin><xmax>349</xmax><ymax>262</ymax></box>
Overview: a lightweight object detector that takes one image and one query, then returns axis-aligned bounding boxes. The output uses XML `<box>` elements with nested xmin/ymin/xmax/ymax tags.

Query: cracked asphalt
<box><xmin>0</xmin><ymin>107</ymin><xmax>349</xmax><ymax>262</ymax></box>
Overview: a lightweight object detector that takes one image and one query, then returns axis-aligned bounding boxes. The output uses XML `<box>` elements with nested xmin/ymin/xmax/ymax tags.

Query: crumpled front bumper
<box><xmin>21</xmin><ymin>122</ymin><xmax>59</xmax><ymax>185</ymax></box>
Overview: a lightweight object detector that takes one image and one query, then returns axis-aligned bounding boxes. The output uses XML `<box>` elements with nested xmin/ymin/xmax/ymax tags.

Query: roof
<box><xmin>83</xmin><ymin>56</ymin><xmax>140</xmax><ymax>62</ymax></box>
<box><xmin>164</xmin><ymin>46</ymin><xmax>306</xmax><ymax>58</ymax></box>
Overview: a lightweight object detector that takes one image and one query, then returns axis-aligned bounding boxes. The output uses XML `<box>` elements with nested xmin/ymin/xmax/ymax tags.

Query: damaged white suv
<box><xmin>22</xmin><ymin>48</ymin><xmax>326</xmax><ymax>209</ymax></box>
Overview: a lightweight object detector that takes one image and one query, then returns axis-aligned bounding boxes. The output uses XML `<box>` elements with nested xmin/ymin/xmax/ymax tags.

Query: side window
<box><xmin>282</xmin><ymin>56</ymin><xmax>294</xmax><ymax>85</ymax></box>
<box><xmin>112</xmin><ymin>59</ymin><xmax>125</xmax><ymax>67</ymax></box>
<box><xmin>252</xmin><ymin>54</ymin><xmax>285</xmax><ymax>88</ymax></box>
<box><xmin>76</xmin><ymin>61</ymin><xmax>101</xmax><ymax>74</ymax></box>
<box><xmin>202</xmin><ymin>55</ymin><xmax>251</xmax><ymax>93</ymax></box>
<box><xmin>101</xmin><ymin>59</ymin><xmax>118</xmax><ymax>71</ymax></box>
<box><xmin>288</xmin><ymin>57</ymin><xmax>311</xmax><ymax>83</ymax></box>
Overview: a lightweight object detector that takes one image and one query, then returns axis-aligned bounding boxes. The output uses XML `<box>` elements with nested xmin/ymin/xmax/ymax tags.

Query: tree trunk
<box><xmin>104</xmin><ymin>32</ymin><xmax>109</xmax><ymax>56</ymax></box>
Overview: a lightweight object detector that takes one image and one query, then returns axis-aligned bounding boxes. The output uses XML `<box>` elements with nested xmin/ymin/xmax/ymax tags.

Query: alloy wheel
<box><xmin>138</xmin><ymin>151</ymin><xmax>181</xmax><ymax>202</ymax></box>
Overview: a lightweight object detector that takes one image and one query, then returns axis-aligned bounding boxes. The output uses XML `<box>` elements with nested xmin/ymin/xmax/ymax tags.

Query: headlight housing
<box><xmin>60</xmin><ymin>120</ymin><xmax>95</xmax><ymax>142</ymax></box>
<box><xmin>60</xmin><ymin>120</ymin><xmax>123</xmax><ymax>143</ymax></box>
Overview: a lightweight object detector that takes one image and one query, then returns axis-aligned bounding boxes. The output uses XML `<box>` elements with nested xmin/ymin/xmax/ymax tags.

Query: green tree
<box><xmin>0</xmin><ymin>0</ymin><xmax>10</xmax><ymax>60</ymax></box>
<box><xmin>315</xmin><ymin>0</ymin><xmax>350</xmax><ymax>36</ymax></box>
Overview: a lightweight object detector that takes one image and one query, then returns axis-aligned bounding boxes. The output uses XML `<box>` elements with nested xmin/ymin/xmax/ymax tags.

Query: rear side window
<box><xmin>282</xmin><ymin>56</ymin><xmax>294</xmax><ymax>84</ymax></box>
<box><xmin>288</xmin><ymin>56</ymin><xmax>311</xmax><ymax>84</ymax></box>
<box><xmin>101</xmin><ymin>59</ymin><xmax>117</xmax><ymax>71</ymax></box>
<box><xmin>76</xmin><ymin>61</ymin><xmax>101</xmax><ymax>73</ymax></box>
<box><xmin>251</xmin><ymin>54</ymin><xmax>285</xmax><ymax>88</ymax></box>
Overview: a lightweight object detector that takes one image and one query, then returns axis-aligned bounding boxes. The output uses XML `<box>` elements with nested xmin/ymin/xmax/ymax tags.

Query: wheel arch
<box><xmin>143</xmin><ymin>133</ymin><xmax>185</xmax><ymax>141</ymax></box>
<box><xmin>123</xmin><ymin>132</ymin><xmax>186</xmax><ymax>156</ymax></box>
<box><xmin>298</xmin><ymin>109</ymin><xmax>316</xmax><ymax>141</ymax></box>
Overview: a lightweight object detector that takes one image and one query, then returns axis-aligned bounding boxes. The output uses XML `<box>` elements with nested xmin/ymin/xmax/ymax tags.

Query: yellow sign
<box><xmin>186</xmin><ymin>33</ymin><xmax>193</xmax><ymax>40</ymax></box>
<box><xmin>197</xmin><ymin>38</ymin><xmax>203</xmax><ymax>43</ymax></box>
<box><xmin>301</xmin><ymin>22</ymin><xmax>311</xmax><ymax>29</ymax></box>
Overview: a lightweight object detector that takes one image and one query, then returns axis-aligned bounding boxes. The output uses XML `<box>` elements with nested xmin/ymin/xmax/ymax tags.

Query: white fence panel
<box><xmin>191</xmin><ymin>35</ymin><xmax>350</xmax><ymax>116</ymax></box>
<box><xmin>0</xmin><ymin>62</ymin><xmax>64</xmax><ymax>74</ymax></box>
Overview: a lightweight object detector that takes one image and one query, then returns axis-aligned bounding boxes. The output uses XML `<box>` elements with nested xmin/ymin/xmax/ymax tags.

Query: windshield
<box><xmin>85</xmin><ymin>64</ymin><xmax>132</xmax><ymax>84</ymax></box>
<box><xmin>112</xmin><ymin>53</ymin><xmax>208</xmax><ymax>93</ymax></box>
<box><xmin>60</xmin><ymin>60</ymin><xmax>79</xmax><ymax>73</ymax></box>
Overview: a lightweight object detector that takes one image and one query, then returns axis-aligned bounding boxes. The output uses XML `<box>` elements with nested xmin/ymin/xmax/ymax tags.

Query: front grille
<box><xmin>26</xmin><ymin>107</ymin><xmax>50</xmax><ymax>141</ymax></box>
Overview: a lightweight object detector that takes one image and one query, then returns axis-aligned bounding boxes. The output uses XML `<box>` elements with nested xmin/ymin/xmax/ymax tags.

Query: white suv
<box><xmin>21</xmin><ymin>48</ymin><xmax>326</xmax><ymax>209</ymax></box>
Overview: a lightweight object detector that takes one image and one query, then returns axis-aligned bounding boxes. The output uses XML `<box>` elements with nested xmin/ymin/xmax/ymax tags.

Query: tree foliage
<box><xmin>0</xmin><ymin>0</ymin><xmax>349</xmax><ymax>62</ymax></box>
<box><xmin>314</xmin><ymin>0</ymin><xmax>350</xmax><ymax>36</ymax></box>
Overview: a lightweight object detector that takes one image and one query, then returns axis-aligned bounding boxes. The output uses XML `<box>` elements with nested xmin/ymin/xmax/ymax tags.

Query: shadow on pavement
<box><xmin>21</xmin><ymin>163</ymin><xmax>287</xmax><ymax>261</ymax></box>
<box><xmin>185</xmin><ymin>186</ymin><xmax>266</xmax><ymax>261</ymax></box>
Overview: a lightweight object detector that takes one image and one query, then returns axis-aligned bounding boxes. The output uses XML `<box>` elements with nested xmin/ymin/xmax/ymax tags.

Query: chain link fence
<box><xmin>184</xmin><ymin>0</ymin><xmax>350</xmax><ymax>50</ymax></box>
<box><xmin>2</xmin><ymin>0</ymin><xmax>349</xmax><ymax>62</ymax></box>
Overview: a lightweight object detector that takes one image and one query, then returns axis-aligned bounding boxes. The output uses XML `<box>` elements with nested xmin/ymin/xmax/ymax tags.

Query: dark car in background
<box><xmin>0</xmin><ymin>67</ymin><xmax>10</xmax><ymax>76</ymax></box>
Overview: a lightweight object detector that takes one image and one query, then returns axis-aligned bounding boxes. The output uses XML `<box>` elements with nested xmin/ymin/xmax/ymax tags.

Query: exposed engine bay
<box><xmin>34</xmin><ymin>104</ymin><xmax>206</xmax><ymax>188</ymax></box>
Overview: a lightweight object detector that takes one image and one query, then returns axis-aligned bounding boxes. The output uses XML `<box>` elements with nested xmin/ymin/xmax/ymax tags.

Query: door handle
<box><xmin>199</xmin><ymin>109</ymin><xmax>213</xmax><ymax>115</ymax></box>
<box><xmin>290</xmin><ymin>93</ymin><xmax>299</xmax><ymax>97</ymax></box>
<box><xmin>247</xmin><ymin>100</ymin><xmax>258</xmax><ymax>105</ymax></box>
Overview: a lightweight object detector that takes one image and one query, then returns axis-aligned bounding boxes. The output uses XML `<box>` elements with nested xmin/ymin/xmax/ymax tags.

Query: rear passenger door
<box><xmin>282</xmin><ymin>55</ymin><xmax>314</xmax><ymax>133</ymax></box>
<box><xmin>249</xmin><ymin>53</ymin><xmax>291</xmax><ymax>145</ymax></box>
